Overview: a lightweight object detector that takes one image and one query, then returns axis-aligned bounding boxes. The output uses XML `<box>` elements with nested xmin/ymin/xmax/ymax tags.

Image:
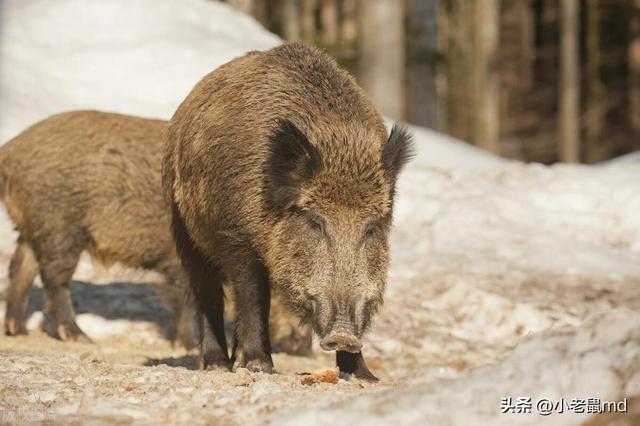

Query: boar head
<box><xmin>265</xmin><ymin>119</ymin><xmax>413</xmax><ymax>352</ymax></box>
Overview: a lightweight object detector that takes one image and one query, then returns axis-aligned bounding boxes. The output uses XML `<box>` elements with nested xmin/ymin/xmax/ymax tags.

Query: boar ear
<box><xmin>266</xmin><ymin>119</ymin><xmax>321</xmax><ymax>209</ymax></box>
<box><xmin>382</xmin><ymin>124</ymin><xmax>415</xmax><ymax>180</ymax></box>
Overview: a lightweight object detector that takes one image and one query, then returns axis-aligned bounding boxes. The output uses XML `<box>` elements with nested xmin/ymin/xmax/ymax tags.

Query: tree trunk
<box><xmin>320</xmin><ymin>0</ymin><xmax>338</xmax><ymax>46</ymax></box>
<box><xmin>282</xmin><ymin>0</ymin><xmax>301</xmax><ymax>41</ymax></box>
<box><xmin>559</xmin><ymin>0</ymin><xmax>580</xmax><ymax>162</ymax></box>
<box><xmin>630</xmin><ymin>1</ymin><xmax>640</xmax><ymax>147</ymax></box>
<box><xmin>473</xmin><ymin>0</ymin><xmax>500</xmax><ymax>153</ymax></box>
<box><xmin>339</xmin><ymin>0</ymin><xmax>358</xmax><ymax>47</ymax></box>
<box><xmin>252</xmin><ymin>0</ymin><xmax>270</xmax><ymax>29</ymax></box>
<box><xmin>406</xmin><ymin>0</ymin><xmax>438</xmax><ymax>128</ymax></box>
<box><xmin>437</xmin><ymin>0</ymin><xmax>474</xmax><ymax>141</ymax></box>
<box><xmin>585</xmin><ymin>0</ymin><xmax>605</xmax><ymax>163</ymax></box>
<box><xmin>358</xmin><ymin>0</ymin><xmax>405</xmax><ymax>120</ymax></box>
<box><xmin>436</xmin><ymin>0</ymin><xmax>449</xmax><ymax>133</ymax></box>
<box><xmin>301</xmin><ymin>0</ymin><xmax>317</xmax><ymax>42</ymax></box>
<box><xmin>518</xmin><ymin>0</ymin><xmax>535</xmax><ymax>90</ymax></box>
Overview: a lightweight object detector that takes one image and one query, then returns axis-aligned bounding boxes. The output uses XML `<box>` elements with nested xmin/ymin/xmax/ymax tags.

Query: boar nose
<box><xmin>320</xmin><ymin>332</ymin><xmax>362</xmax><ymax>353</ymax></box>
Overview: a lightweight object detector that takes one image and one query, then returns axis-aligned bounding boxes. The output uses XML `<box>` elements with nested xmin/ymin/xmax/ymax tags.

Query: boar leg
<box><xmin>171</xmin><ymin>204</ymin><xmax>229</xmax><ymax>369</ymax></box>
<box><xmin>159</xmin><ymin>267</ymin><xmax>200</xmax><ymax>350</ymax></box>
<box><xmin>175</xmin><ymin>297</ymin><xmax>199</xmax><ymax>350</ymax></box>
<box><xmin>229</xmin><ymin>257</ymin><xmax>273</xmax><ymax>373</ymax></box>
<box><xmin>336</xmin><ymin>351</ymin><xmax>379</xmax><ymax>382</ymax></box>
<box><xmin>5</xmin><ymin>238</ymin><xmax>39</xmax><ymax>336</ymax></box>
<box><xmin>269</xmin><ymin>291</ymin><xmax>313</xmax><ymax>356</ymax></box>
<box><xmin>36</xmin><ymin>234</ymin><xmax>91</xmax><ymax>343</ymax></box>
<box><xmin>196</xmin><ymin>268</ymin><xmax>229</xmax><ymax>370</ymax></box>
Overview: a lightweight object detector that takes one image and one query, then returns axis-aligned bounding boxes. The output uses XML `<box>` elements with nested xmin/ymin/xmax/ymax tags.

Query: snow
<box><xmin>407</xmin><ymin>124</ymin><xmax>508</xmax><ymax>171</ymax></box>
<box><xmin>1</xmin><ymin>0</ymin><xmax>640</xmax><ymax>425</ymax></box>
<box><xmin>392</xmin><ymin>161</ymin><xmax>640</xmax><ymax>283</ymax></box>
<box><xmin>278</xmin><ymin>309</ymin><xmax>640</xmax><ymax>426</ymax></box>
<box><xmin>601</xmin><ymin>151</ymin><xmax>640</xmax><ymax>166</ymax></box>
<box><xmin>0</xmin><ymin>0</ymin><xmax>280</xmax><ymax>143</ymax></box>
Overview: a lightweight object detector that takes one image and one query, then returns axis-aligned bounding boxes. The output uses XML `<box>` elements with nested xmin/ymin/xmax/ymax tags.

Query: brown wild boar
<box><xmin>0</xmin><ymin>111</ymin><xmax>311</xmax><ymax>353</ymax></box>
<box><xmin>163</xmin><ymin>42</ymin><xmax>413</xmax><ymax>380</ymax></box>
<box><xmin>0</xmin><ymin>111</ymin><xmax>197</xmax><ymax>346</ymax></box>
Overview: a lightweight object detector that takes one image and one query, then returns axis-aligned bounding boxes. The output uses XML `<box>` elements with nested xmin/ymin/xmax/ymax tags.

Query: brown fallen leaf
<box><xmin>300</xmin><ymin>368</ymin><xmax>340</xmax><ymax>386</ymax></box>
<box><xmin>446</xmin><ymin>361</ymin><xmax>467</xmax><ymax>372</ymax></box>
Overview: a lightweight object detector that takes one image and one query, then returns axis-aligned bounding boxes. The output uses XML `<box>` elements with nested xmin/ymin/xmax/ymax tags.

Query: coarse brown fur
<box><xmin>0</xmin><ymin>111</ymin><xmax>196</xmax><ymax>345</ymax></box>
<box><xmin>163</xmin><ymin>43</ymin><xmax>413</xmax><ymax>379</ymax></box>
<box><xmin>0</xmin><ymin>111</ymin><xmax>311</xmax><ymax>353</ymax></box>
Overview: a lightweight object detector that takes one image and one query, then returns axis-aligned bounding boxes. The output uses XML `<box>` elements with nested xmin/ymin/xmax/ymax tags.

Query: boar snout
<box><xmin>313</xmin><ymin>299</ymin><xmax>366</xmax><ymax>352</ymax></box>
<box><xmin>318</xmin><ymin>312</ymin><xmax>362</xmax><ymax>353</ymax></box>
<box><xmin>320</xmin><ymin>331</ymin><xmax>362</xmax><ymax>353</ymax></box>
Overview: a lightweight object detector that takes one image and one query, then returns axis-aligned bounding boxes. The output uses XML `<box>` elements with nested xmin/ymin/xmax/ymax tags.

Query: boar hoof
<box><xmin>353</xmin><ymin>367</ymin><xmax>378</xmax><ymax>382</ymax></box>
<box><xmin>336</xmin><ymin>351</ymin><xmax>379</xmax><ymax>382</ymax></box>
<box><xmin>232</xmin><ymin>354</ymin><xmax>274</xmax><ymax>374</ymax></box>
<box><xmin>4</xmin><ymin>317</ymin><xmax>28</xmax><ymax>336</ymax></box>
<box><xmin>199</xmin><ymin>353</ymin><xmax>232</xmax><ymax>371</ymax></box>
<box><xmin>57</xmin><ymin>322</ymin><xmax>93</xmax><ymax>343</ymax></box>
<box><xmin>202</xmin><ymin>363</ymin><xmax>232</xmax><ymax>372</ymax></box>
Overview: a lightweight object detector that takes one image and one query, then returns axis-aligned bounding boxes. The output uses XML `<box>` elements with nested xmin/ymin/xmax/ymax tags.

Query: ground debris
<box><xmin>299</xmin><ymin>368</ymin><xmax>340</xmax><ymax>386</ymax></box>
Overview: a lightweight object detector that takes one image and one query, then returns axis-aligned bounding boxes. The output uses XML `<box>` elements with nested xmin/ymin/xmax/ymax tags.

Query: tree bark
<box><xmin>559</xmin><ymin>0</ymin><xmax>580</xmax><ymax>162</ymax></box>
<box><xmin>301</xmin><ymin>0</ymin><xmax>317</xmax><ymax>42</ymax></box>
<box><xmin>339</xmin><ymin>0</ymin><xmax>358</xmax><ymax>46</ymax></box>
<box><xmin>358</xmin><ymin>0</ymin><xmax>406</xmax><ymax>120</ymax></box>
<box><xmin>585</xmin><ymin>0</ymin><xmax>605</xmax><ymax>163</ymax></box>
<box><xmin>630</xmin><ymin>1</ymin><xmax>640</xmax><ymax>147</ymax></box>
<box><xmin>473</xmin><ymin>0</ymin><xmax>500</xmax><ymax>153</ymax></box>
<box><xmin>437</xmin><ymin>0</ymin><xmax>474</xmax><ymax>140</ymax></box>
<box><xmin>518</xmin><ymin>0</ymin><xmax>535</xmax><ymax>90</ymax></box>
<box><xmin>320</xmin><ymin>0</ymin><xmax>338</xmax><ymax>46</ymax></box>
<box><xmin>435</xmin><ymin>0</ymin><xmax>449</xmax><ymax>133</ymax></box>
<box><xmin>406</xmin><ymin>0</ymin><xmax>438</xmax><ymax>128</ymax></box>
<box><xmin>282</xmin><ymin>0</ymin><xmax>301</xmax><ymax>41</ymax></box>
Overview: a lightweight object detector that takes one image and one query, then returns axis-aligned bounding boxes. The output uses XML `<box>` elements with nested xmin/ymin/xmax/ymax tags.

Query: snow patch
<box><xmin>277</xmin><ymin>309</ymin><xmax>640</xmax><ymax>426</ymax></box>
<box><xmin>0</xmin><ymin>0</ymin><xmax>280</xmax><ymax>143</ymax></box>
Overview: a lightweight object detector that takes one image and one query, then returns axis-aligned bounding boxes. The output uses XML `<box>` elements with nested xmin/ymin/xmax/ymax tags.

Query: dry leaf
<box><xmin>301</xmin><ymin>368</ymin><xmax>339</xmax><ymax>386</ymax></box>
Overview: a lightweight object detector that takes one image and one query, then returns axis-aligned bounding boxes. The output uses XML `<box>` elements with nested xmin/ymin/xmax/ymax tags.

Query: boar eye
<box><xmin>291</xmin><ymin>206</ymin><xmax>326</xmax><ymax>235</ymax></box>
<box><xmin>308</xmin><ymin>216</ymin><xmax>324</xmax><ymax>234</ymax></box>
<box><xmin>364</xmin><ymin>221</ymin><xmax>381</xmax><ymax>238</ymax></box>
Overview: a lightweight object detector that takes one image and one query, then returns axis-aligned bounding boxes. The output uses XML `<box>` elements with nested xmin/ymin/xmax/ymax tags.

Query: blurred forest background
<box><xmin>219</xmin><ymin>0</ymin><xmax>640</xmax><ymax>164</ymax></box>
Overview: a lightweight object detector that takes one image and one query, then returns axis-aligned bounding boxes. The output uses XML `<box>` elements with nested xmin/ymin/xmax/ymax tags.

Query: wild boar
<box><xmin>163</xmin><ymin>42</ymin><xmax>413</xmax><ymax>380</ymax></box>
<box><xmin>0</xmin><ymin>111</ymin><xmax>197</xmax><ymax>346</ymax></box>
<box><xmin>0</xmin><ymin>111</ymin><xmax>312</xmax><ymax>353</ymax></box>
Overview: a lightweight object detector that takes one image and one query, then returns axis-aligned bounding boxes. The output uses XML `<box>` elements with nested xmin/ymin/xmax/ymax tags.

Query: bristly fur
<box><xmin>0</xmin><ymin>111</ymin><xmax>198</xmax><ymax>346</ymax></box>
<box><xmin>164</xmin><ymin>42</ymin><xmax>414</xmax><ymax>378</ymax></box>
<box><xmin>266</xmin><ymin>119</ymin><xmax>321</xmax><ymax>211</ymax></box>
<box><xmin>383</xmin><ymin>124</ymin><xmax>415</xmax><ymax>180</ymax></box>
